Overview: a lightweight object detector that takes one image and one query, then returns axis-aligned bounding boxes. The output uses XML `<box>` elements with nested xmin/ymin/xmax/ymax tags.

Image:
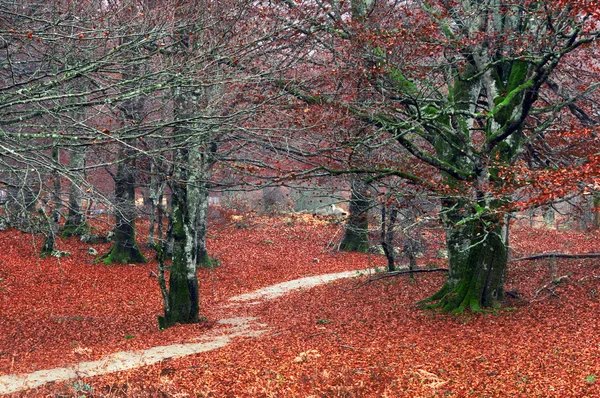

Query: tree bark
<box><xmin>41</xmin><ymin>146</ymin><xmax>62</xmax><ymax>257</ymax></box>
<box><xmin>102</xmin><ymin>148</ymin><xmax>147</xmax><ymax>264</ymax></box>
<box><xmin>62</xmin><ymin>147</ymin><xmax>88</xmax><ymax>237</ymax></box>
<box><xmin>380</xmin><ymin>204</ymin><xmax>398</xmax><ymax>272</ymax></box>
<box><xmin>194</xmin><ymin>180</ymin><xmax>213</xmax><ymax>267</ymax></box>
<box><xmin>422</xmin><ymin>199</ymin><xmax>507</xmax><ymax>312</ymax></box>
<box><xmin>340</xmin><ymin>178</ymin><xmax>370</xmax><ymax>252</ymax></box>
<box><xmin>159</xmin><ymin>142</ymin><xmax>200</xmax><ymax>328</ymax></box>
<box><xmin>159</xmin><ymin>175</ymin><xmax>200</xmax><ymax>328</ymax></box>
<box><xmin>147</xmin><ymin>161</ymin><xmax>166</xmax><ymax>246</ymax></box>
<box><xmin>101</xmin><ymin>25</ymin><xmax>147</xmax><ymax>264</ymax></box>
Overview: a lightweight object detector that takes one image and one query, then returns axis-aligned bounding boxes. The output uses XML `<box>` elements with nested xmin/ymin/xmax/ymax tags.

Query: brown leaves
<box><xmin>3</xmin><ymin>217</ymin><xmax>600</xmax><ymax>397</ymax></box>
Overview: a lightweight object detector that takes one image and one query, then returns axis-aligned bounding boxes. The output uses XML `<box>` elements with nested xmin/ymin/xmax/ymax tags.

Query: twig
<box><xmin>534</xmin><ymin>274</ymin><xmax>570</xmax><ymax>298</ymax></box>
<box><xmin>340</xmin><ymin>345</ymin><xmax>361</xmax><ymax>350</ymax></box>
<box><xmin>346</xmin><ymin>268</ymin><xmax>449</xmax><ymax>291</ymax></box>
<box><xmin>512</xmin><ymin>253</ymin><xmax>600</xmax><ymax>261</ymax></box>
<box><xmin>308</xmin><ymin>331</ymin><xmax>341</xmax><ymax>341</ymax></box>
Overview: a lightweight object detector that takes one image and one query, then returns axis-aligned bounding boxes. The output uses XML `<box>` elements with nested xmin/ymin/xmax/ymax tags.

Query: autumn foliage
<box><xmin>1</xmin><ymin>216</ymin><xmax>600</xmax><ymax>396</ymax></box>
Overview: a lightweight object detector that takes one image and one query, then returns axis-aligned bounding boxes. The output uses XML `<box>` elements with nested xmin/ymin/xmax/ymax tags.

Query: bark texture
<box><xmin>340</xmin><ymin>179</ymin><xmax>370</xmax><ymax>253</ymax></box>
<box><xmin>102</xmin><ymin>149</ymin><xmax>147</xmax><ymax>264</ymax></box>
<box><xmin>422</xmin><ymin>200</ymin><xmax>507</xmax><ymax>312</ymax></box>
<box><xmin>62</xmin><ymin>147</ymin><xmax>88</xmax><ymax>237</ymax></box>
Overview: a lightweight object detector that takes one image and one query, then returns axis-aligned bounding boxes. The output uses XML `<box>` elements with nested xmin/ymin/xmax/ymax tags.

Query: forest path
<box><xmin>0</xmin><ymin>268</ymin><xmax>377</xmax><ymax>395</ymax></box>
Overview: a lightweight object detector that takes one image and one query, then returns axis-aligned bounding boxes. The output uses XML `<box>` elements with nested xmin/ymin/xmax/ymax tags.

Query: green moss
<box><xmin>100</xmin><ymin>244</ymin><xmax>147</xmax><ymax>264</ymax></box>
<box><xmin>389</xmin><ymin>67</ymin><xmax>417</xmax><ymax>94</ymax></box>
<box><xmin>172</xmin><ymin>205</ymin><xmax>185</xmax><ymax>239</ymax></box>
<box><xmin>196</xmin><ymin>253</ymin><xmax>219</xmax><ymax>269</ymax></box>
<box><xmin>339</xmin><ymin>232</ymin><xmax>369</xmax><ymax>253</ymax></box>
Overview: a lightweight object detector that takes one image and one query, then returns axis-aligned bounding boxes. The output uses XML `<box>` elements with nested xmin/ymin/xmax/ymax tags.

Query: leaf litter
<box><xmin>0</xmin><ymin>216</ymin><xmax>599</xmax><ymax>396</ymax></box>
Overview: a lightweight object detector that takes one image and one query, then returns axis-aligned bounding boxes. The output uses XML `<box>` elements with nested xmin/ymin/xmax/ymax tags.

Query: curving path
<box><xmin>0</xmin><ymin>268</ymin><xmax>376</xmax><ymax>395</ymax></box>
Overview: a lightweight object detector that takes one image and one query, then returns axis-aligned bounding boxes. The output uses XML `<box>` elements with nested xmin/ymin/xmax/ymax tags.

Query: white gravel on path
<box><xmin>0</xmin><ymin>268</ymin><xmax>376</xmax><ymax>395</ymax></box>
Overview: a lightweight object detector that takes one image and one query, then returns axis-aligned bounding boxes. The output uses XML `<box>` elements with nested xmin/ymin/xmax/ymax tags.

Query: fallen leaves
<box><xmin>1</xmin><ymin>216</ymin><xmax>600</xmax><ymax>396</ymax></box>
<box><xmin>293</xmin><ymin>349</ymin><xmax>321</xmax><ymax>363</ymax></box>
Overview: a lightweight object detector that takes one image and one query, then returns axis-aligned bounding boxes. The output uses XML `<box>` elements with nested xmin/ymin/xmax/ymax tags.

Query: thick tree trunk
<box><xmin>159</xmin><ymin>193</ymin><xmax>199</xmax><ymax>328</ymax></box>
<box><xmin>340</xmin><ymin>179</ymin><xmax>370</xmax><ymax>252</ymax></box>
<box><xmin>159</xmin><ymin>147</ymin><xmax>200</xmax><ymax>329</ymax></box>
<box><xmin>422</xmin><ymin>199</ymin><xmax>507</xmax><ymax>312</ymax></box>
<box><xmin>62</xmin><ymin>147</ymin><xmax>88</xmax><ymax>237</ymax></box>
<box><xmin>102</xmin><ymin>149</ymin><xmax>147</xmax><ymax>264</ymax></box>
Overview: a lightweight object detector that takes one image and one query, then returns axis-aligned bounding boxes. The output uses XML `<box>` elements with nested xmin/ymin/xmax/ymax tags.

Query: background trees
<box><xmin>1</xmin><ymin>0</ymin><xmax>599</xmax><ymax>327</ymax></box>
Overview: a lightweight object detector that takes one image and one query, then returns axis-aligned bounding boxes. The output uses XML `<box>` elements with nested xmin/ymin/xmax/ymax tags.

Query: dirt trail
<box><xmin>0</xmin><ymin>268</ymin><xmax>375</xmax><ymax>395</ymax></box>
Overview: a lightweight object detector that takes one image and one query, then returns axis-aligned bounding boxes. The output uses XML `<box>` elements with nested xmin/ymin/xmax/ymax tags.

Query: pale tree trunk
<box><xmin>147</xmin><ymin>161</ymin><xmax>166</xmax><ymax>246</ymax></box>
<box><xmin>193</xmin><ymin>139</ymin><xmax>217</xmax><ymax>267</ymax></box>
<box><xmin>41</xmin><ymin>147</ymin><xmax>62</xmax><ymax>256</ymax></box>
<box><xmin>340</xmin><ymin>178</ymin><xmax>370</xmax><ymax>252</ymax></box>
<box><xmin>194</xmin><ymin>179</ymin><xmax>212</xmax><ymax>267</ymax></box>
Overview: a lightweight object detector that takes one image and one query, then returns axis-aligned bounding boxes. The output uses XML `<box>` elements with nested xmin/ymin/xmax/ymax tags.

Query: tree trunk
<box><xmin>62</xmin><ymin>147</ymin><xmax>88</xmax><ymax>237</ymax></box>
<box><xmin>102</xmin><ymin>28</ymin><xmax>146</xmax><ymax>264</ymax></box>
<box><xmin>148</xmin><ymin>161</ymin><xmax>166</xmax><ymax>246</ymax></box>
<box><xmin>159</xmin><ymin>147</ymin><xmax>200</xmax><ymax>329</ymax></box>
<box><xmin>41</xmin><ymin>147</ymin><xmax>62</xmax><ymax>257</ymax></box>
<box><xmin>422</xmin><ymin>199</ymin><xmax>507</xmax><ymax>312</ymax></box>
<box><xmin>102</xmin><ymin>148</ymin><xmax>147</xmax><ymax>264</ymax></box>
<box><xmin>380</xmin><ymin>204</ymin><xmax>398</xmax><ymax>272</ymax></box>
<box><xmin>194</xmin><ymin>181</ymin><xmax>214</xmax><ymax>267</ymax></box>
<box><xmin>340</xmin><ymin>178</ymin><xmax>370</xmax><ymax>252</ymax></box>
<box><xmin>593</xmin><ymin>195</ymin><xmax>600</xmax><ymax>229</ymax></box>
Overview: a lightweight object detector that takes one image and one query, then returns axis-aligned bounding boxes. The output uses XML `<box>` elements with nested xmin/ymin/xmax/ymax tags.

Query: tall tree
<box><xmin>271</xmin><ymin>0</ymin><xmax>600</xmax><ymax>311</ymax></box>
<box><xmin>158</xmin><ymin>0</ymin><xmax>273</xmax><ymax>327</ymax></box>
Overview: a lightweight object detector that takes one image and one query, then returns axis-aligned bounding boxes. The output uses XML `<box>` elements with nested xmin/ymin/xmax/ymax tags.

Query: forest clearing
<box><xmin>1</xmin><ymin>215</ymin><xmax>599</xmax><ymax>397</ymax></box>
<box><xmin>2</xmin><ymin>1</ymin><xmax>600</xmax><ymax>396</ymax></box>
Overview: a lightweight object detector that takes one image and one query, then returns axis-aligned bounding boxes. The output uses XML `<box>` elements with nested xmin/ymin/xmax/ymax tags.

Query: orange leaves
<box><xmin>5</xmin><ymin>218</ymin><xmax>600</xmax><ymax>396</ymax></box>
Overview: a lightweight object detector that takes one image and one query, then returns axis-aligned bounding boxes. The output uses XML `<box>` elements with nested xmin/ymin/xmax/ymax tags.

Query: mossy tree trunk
<box><xmin>340</xmin><ymin>178</ymin><xmax>370</xmax><ymax>252</ymax></box>
<box><xmin>159</xmin><ymin>129</ymin><xmax>201</xmax><ymax>328</ymax></box>
<box><xmin>159</xmin><ymin>169</ymin><xmax>200</xmax><ymax>328</ymax></box>
<box><xmin>421</xmin><ymin>199</ymin><xmax>508</xmax><ymax>312</ymax></box>
<box><xmin>102</xmin><ymin>148</ymin><xmax>147</xmax><ymax>264</ymax></box>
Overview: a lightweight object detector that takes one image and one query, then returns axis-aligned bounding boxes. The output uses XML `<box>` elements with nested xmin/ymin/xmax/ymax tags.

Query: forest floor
<box><xmin>1</xmin><ymin>213</ymin><xmax>600</xmax><ymax>397</ymax></box>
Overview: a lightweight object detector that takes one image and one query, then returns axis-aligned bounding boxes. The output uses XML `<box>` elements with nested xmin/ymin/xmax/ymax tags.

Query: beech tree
<box><xmin>271</xmin><ymin>0</ymin><xmax>600</xmax><ymax>311</ymax></box>
<box><xmin>154</xmin><ymin>0</ymin><xmax>288</xmax><ymax>327</ymax></box>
